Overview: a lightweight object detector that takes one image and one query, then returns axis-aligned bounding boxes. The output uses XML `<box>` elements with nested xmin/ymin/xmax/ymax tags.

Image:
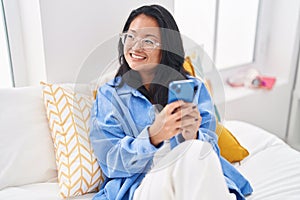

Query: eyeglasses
<box><xmin>120</xmin><ymin>32</ymin><xmax>160</xmax><ymax>52</ymax></box>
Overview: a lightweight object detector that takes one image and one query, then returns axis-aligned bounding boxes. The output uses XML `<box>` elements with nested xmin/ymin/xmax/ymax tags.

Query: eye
<box><xmin>126</xmin><ymin>33</ymin><xmax>135</xmax><ymax>41</ymax></box>
<box><xmin>143</xmin><ymin>38</ymin><xmax>155</xmax><ymax>45</ymax></box>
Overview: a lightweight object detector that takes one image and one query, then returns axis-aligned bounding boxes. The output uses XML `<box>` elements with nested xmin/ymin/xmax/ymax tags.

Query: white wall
<box><xmin>223</xmin><ymin>0</ymin><xmax>300</xmax><ymax>139</ymax></box>
<box><xmin>224</xmin><ymin>81</ymin><xmax>292</xmax><ymax>139</ymax></box>
<box><xmin>5</xmin><ymin>0</ymin><xmax>174</xmax><ymax>85</ymax></box>
<box><xmin>255</xmin><ymin>0</ymin><xmax>300</xmax><ymax>81</ymax></box>
<box><xmin>39</xmin><ymin>0</ymin><xmax>174</xmax><ymax>83</ymax></box>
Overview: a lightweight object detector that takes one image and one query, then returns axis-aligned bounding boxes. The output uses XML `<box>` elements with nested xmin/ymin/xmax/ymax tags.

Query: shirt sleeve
<box><xmin>195</xmin><ymin>80</ymin><xmax>220</xmax><ymax>155</ymax></box>
<box><xmin>89</xmin><ymin>85</ymin><xmax>158</xmax><ymax>179</ymax></box>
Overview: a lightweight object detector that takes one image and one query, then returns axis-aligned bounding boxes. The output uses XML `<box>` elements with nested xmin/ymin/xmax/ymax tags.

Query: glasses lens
<box><xmin>141</xmin><ymin>39</ymin><xmax>156</xmax><ymax>51</ymax></box>
<box><xmin>121</xmin><ymin>33</ymin><xmax>134</xmax><ymax>45</ymax></box>
<box><xmin>120</xmin><ymin>33</ymin><xmax>159</xmax><ymax>52</ymax></box>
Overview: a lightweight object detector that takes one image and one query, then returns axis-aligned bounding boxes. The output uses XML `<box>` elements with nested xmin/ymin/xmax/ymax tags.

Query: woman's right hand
<box><xmin>148</xmin><ymin>100</ymin><xmax>197</xmax><ymax>146</ymax></box>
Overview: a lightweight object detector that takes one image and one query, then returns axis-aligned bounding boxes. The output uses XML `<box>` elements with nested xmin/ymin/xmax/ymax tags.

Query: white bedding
<box><xmin>1</xmin><ymin>120</ymin><xmax>299</xmax><ymax>200</ymax></box>
<box><xmin>0</xmin><ymin>182</ymin><xmax>95</xmax><ymax>200</ymax></box>
<box><xmin>225</xmin><ymin>120</ymin><xmax>300</xmax><ymax>200</ymax></box>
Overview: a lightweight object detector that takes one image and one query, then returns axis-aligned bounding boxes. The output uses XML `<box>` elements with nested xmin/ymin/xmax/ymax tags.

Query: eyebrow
<box><xmin>128</xmin><ymin>29</ymin><xmax>159</xmax><ymax>39</ymax></box>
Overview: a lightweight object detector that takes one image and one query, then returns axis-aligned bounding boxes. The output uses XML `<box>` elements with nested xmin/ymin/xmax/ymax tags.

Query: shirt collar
<box><xmin>106</xmin><ymin>75</ymin><xmax>200</xmax><ymax>99</ymax></box>
<box><xmin>106</xmin><ymin>76</ymin><xmax>146</xmax><ymax>98</ymax></box>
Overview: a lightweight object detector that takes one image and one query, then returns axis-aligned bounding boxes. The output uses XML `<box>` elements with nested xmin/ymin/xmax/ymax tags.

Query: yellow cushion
<box><xmin>41</xmin><ymin>82</ymin><xmax>104</xmax><ymax>198</ymax></box>
<box><xmin>183</xmin><ymin>57</ymin><xmax>249</xmax><ymax>163</ymax></box>
<box><xmin>183</xmin><ymin>56</ymin><xmax>196</xmax><ymax>76</ymax></box>
<box><xmin>215</xmin><ymin>123</ymin><xmax>249</xmax><ymax>163</ymax></box>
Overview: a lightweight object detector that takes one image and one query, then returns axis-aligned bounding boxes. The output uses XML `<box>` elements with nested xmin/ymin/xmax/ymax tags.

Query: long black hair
<box><xmin>115</xmin><ymin>4</ymin><xmax>189</xmax><ymax>108</ymax></box>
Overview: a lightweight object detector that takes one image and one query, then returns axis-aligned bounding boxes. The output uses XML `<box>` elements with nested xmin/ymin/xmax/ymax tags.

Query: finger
<box><xmin>185</xmin><ymin>110</ymin><xmax>201</xmax><ymax>120</ymax></box>
<box><xmin>182</xmin><ymin>129</ymin><xmax>198</xmax><ymax>140</ymax></box>
<box><xmin>171</xmin><ymin>103</ymin><xmax>196</xmax><ymax>114</ymax></box>
<box><xmin>172</xmin><ymin>107</ymin><xmax>199</xmax><ymax>122</ymax></box>
<box><xmin>180</xmin><ymin>116</ymin><xmax>201</xmax><ymax>127</ymax></box>
<box><xmin>165</xmin><ymin>127</ymin><xmax>182</xmax><ymax>140</ymax></box>
<box><xmin>180</xmin><ymin>102</ymin><xmax>197</xmax><ymax>109</ymax></box>
<box><xmin>179</xmin><ymin>105</ymin><xmax>199</xmax><ymax>118</ymax></box>
<box><xmin>162</xmin><ymin>118</ymin><xmax>183</xmax><ymax>133</ymax></box>
<box><xmin>165</xmin><ymin>120</ymin><xmax>186</xmax><ymax>137</ymax></box>
<box><xmin>165</xmin><ymin>100</ymin><xmax>185</xmax><ymax>115</ymax></box>
<box><xmin>181</xmin><ymin>124</ymin><xmax>200</xmax><ymax>132</ymax></box>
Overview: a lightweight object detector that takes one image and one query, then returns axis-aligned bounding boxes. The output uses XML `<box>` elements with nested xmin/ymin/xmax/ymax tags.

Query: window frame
<box><xmin>0</xmin><ymin>0</ymin><xmax>14</xmax><ymax>88</ymax></box>
<box><xmin>174</xmin><ymin>0</ymin><xmax>261</xmax><ymax>71</ymax></box>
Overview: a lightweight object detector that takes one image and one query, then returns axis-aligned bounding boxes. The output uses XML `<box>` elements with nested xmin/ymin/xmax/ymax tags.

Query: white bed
<box><xmin>1</xmin><ymin>120</ymin><xmax>299</xmax><ymax>200</ymax></box>
<box><xmin>227</xmin><ymin>120</ymin><xmax>300</xmax><ymax>199</ymax></box>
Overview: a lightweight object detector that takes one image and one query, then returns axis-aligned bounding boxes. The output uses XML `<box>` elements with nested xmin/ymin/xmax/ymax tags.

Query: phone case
<box><xmin>168</xmin><ymin>80</ymin><xmax>195</xmax><ymax>103</ymax></box>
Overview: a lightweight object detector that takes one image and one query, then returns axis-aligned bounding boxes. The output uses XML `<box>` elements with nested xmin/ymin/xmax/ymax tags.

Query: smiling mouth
<box><xmin>130</xmin><ymin>53</ymin><xmax>146</xmax><ymax>60</ymax></box>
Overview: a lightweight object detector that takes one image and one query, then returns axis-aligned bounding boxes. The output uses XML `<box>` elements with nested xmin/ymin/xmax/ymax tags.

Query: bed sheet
<box><xmin>0</xmin><ymin>182</ymin><xmax>95</xmax><ymax>200</ymax></box>
<box><xmin>1</xmin><ymin>120</ymin><xmax>299</xmax><ymax>200</ymax></box>
<box><xmin>225</xmin><ymin>120</ymin><xmax>300</xmax><ymax>200</ymax></box>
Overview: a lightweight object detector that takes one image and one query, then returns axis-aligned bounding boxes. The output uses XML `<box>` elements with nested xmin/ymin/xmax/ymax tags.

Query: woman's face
<box><xmin>124</xmin><ymin>14</ymin><xmax>162</xmax><ymax>77</ymax></box>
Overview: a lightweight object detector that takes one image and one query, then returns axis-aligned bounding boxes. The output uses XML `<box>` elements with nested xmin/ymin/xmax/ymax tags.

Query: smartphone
<box><xmin>168</xmin><ymin>80</ymin><xmax>195</xmax><ymax>103</ymax></box>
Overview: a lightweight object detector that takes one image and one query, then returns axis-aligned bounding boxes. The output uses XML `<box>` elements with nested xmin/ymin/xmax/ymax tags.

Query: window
<box><xmin>174</xmin><ymin>0</ymin><xmax>260</xmax><ymax>70</ymax></box>
<box><xmin>0</xmin><ymin>0</ymin><xmax>13</xmax><ymax>88</ymax></box>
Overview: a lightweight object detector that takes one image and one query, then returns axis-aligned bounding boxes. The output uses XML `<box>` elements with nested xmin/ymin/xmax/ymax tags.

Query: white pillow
<box><xmin>0</xmin><ymin>86</ymin><xmax>57</xmax><ymax>189</ymax></box>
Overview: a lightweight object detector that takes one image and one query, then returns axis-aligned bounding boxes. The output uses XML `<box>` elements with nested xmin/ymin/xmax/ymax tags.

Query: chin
<box><xmin>128</xmin><ymin>64</ymin><xmax>142</xmax><ymax>71</ymax></box>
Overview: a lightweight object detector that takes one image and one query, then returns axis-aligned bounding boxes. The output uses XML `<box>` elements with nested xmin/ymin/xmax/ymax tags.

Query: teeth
<box><xmin>131</xmin><ymin>53</ymin><xmax>145</xmax><ymax>59</ymax></box>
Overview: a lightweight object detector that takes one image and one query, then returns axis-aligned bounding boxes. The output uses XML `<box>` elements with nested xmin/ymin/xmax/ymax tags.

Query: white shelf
<box><xmin>223</xmin><ymin>78</ymin><xmax>288</xmax><ymax>102</ymax></box>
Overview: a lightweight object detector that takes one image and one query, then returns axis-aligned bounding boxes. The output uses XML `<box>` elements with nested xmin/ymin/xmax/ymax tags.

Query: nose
<box><xmin>131</xmin><ymin>40</ymin><xmax>143</xmax><ymax>51</ymax></box>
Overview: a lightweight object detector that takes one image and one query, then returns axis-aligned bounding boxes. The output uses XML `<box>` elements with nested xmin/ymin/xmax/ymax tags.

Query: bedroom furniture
<box><xmin>0</xmin><ymin>85</ymin><xmax>300</xmax><ymax>200</ymax></box>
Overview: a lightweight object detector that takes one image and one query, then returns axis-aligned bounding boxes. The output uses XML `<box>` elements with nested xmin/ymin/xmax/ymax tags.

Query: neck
<box><xmin>139</xmin><ymin>71</ymin><xmax>155</xmax><ymax>91</ymax></box>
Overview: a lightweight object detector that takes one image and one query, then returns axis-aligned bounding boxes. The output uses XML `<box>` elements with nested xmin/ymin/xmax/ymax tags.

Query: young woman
<box><xmin>90</xmin><ymin>4</ymin><xmax>252</xmax><ymax>200</ymax></box>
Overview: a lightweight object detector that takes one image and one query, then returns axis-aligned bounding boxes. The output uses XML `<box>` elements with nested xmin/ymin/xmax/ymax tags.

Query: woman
<box><xmin>90</xmin><ymin>4</ymin><xmax>252</xmax><ymax>200</ymax></box>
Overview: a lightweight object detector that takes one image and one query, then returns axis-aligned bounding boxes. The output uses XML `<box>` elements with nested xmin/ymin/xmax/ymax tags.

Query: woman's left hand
<box><xmin>177</xmin><ymin>103</ymin><xmax>202</xmax><ymax>140</ymax></box>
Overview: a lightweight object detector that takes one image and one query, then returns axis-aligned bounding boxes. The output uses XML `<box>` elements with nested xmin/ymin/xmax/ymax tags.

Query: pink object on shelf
<box><xmin>259</xmin><ymin>76</ymin><xmax>276</xmax><ymax>89</ymax></box>
<box><xmin>226</xmin><ymin>68</ymin><xmax>276</xmax><ymax>89</ymax></box>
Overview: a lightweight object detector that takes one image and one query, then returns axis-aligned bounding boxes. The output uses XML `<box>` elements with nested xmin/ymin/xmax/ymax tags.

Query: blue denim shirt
<box><xmin>90</xmin><ymin>76</ymin><xmax>253</xmax><ymax>200</ymax></box>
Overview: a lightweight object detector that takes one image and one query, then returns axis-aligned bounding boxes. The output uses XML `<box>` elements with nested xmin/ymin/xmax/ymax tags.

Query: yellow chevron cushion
<box><xmin>41</xmin><ymin>82</ymin><xmax>104</xmax><ymax>198</ymax></box>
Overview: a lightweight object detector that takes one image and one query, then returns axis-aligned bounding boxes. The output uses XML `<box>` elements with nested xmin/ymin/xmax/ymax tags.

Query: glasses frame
<box><xmin>119</xmin><ymin>32</ymin><xmax>161</xmax><ymax>52</ymax></box>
